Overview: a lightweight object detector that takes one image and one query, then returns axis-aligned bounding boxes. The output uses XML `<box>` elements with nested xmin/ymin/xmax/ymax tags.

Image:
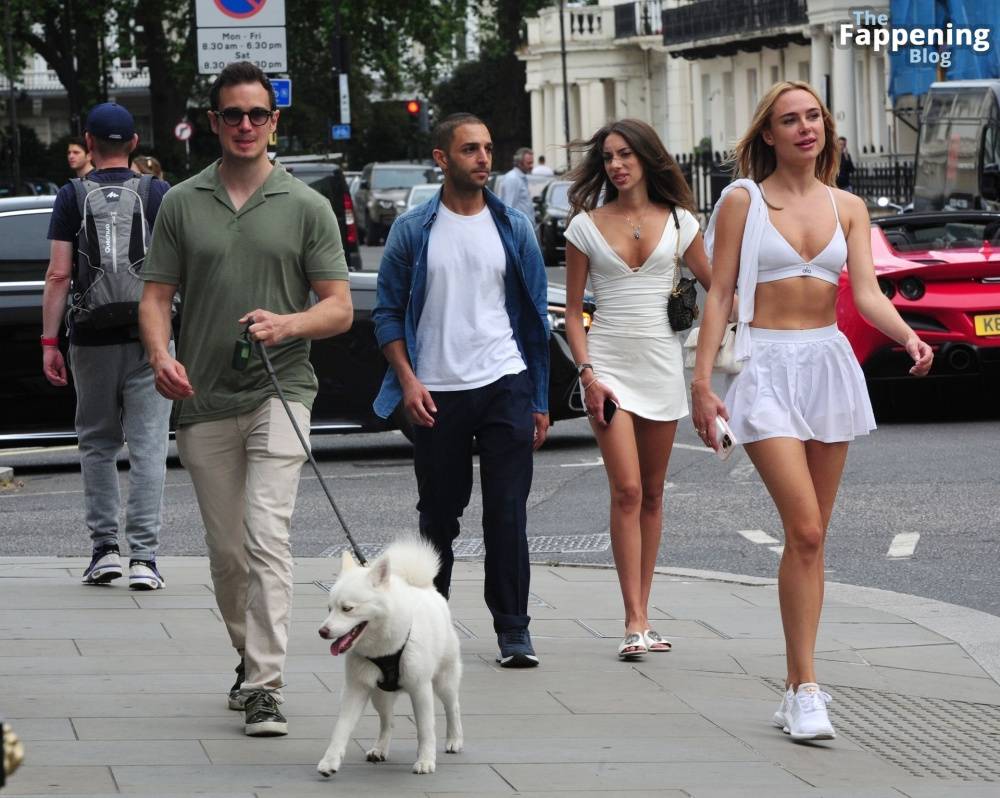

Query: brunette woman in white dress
<box><xmin>691</xmin><ymin>82</ymin><xmax>933</xmax><ymax>740</ymax></box>
<box><xmin>562</xmin><ymin>119</ymin><xmax>711</xmax><ymax>659</ymax></box>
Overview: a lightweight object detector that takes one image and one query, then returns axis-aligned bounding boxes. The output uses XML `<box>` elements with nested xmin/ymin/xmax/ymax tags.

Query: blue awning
<box><xmin>888</xmin><ymin>0</ymin><xmax>1000</xmax><ymax>100</ymax></box>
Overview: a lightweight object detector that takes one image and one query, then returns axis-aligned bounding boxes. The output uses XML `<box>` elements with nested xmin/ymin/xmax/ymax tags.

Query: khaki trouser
<box><xmin>176</xmin><ymin>398</ymin><xmax>310</xmax><ymax>699</ymax></box>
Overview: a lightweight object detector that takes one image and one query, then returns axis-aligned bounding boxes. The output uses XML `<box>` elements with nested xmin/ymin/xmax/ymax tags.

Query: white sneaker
<box><xmin>784</xmin><ymin>683</ymin><xmax>836</xmax><ymax>741</ymax></box>
<box><xmin>128</xmin><ymin>560</ymin><xmax>165</xmax><ymax>590</ymax></box>
<box><xmin>772</xmin><ymin>686</ymin><xmax>794</xmax><ymax>729</ymax></box>
<box><xmin>81</xmin><ymin>547</ymin><xmax>123</xmax><ymax>584</ymax></box>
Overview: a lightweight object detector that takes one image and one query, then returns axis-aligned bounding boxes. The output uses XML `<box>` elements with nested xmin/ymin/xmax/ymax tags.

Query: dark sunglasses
<box><xmin>214</xmin><ymin>107</ymin><xmax>274</xmax><ymax>127</ymax></box>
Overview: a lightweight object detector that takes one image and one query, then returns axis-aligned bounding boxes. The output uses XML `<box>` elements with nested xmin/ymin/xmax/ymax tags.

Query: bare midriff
<box><xmin>751</xmin><ymin>277</ymin><xmax>838</xmax><ymax>329</ymax></box>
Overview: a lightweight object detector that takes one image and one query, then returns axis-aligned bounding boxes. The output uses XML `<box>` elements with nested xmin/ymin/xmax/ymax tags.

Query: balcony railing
<box><xmin>662</xmin><ymin>0</ymin><xmax>807</xmax><ymax>46</ymax></box>
<box><xmin>615</xmin><ymin>1</ymin><xmax>664</xmax><ymax>39</ymax></box>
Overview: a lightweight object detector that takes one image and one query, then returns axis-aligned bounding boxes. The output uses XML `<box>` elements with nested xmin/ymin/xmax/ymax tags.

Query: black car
<box><xmin>0</xmin><ymin>196</ymin><xmax>588</xmax><ymax>446</ymax></box>
<box><xmin>535</xmin><ymin>180</ymin><xmax>571</xmax><ymax>265</ymax></box>
<box><xmin>278</xmin><ymin>157</ymin><xmax>363</xmax><ymax>272</ymax></box>
<box><xmin>354</xmin><ymin>163</ymin><xmax>437</xmax><ymax>245</ymax></box>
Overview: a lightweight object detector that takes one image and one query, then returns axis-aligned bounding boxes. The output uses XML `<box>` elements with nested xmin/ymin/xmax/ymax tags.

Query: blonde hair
<box><xmin>733</xmin><ymin>81</ymin><xmax>839</xmax><ymax>185</ymax></box>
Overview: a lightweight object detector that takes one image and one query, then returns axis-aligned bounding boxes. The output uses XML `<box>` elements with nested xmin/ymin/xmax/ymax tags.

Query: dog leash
<box><xmin>240</xmin><ymin>321</ymin><xmax>368</xmax><ymax>566</ymax></box>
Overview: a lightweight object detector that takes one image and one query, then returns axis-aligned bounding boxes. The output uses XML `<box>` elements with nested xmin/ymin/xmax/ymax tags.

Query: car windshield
<box><xmin>882</xmin><ymin>218</ymin><xmax>1000</xmax><ymax>252</ymax></box>
<box><xmin>547</xmin><ymin>183</ymin><xmax>570</xmax><ymax>209</ymax></box>
<box><xmin>372</xmin><ymin>168</ymin><xmax>429</xmax><ymax>190</ymax></box>
<box><xmin>408</xmin><ymin>186</ymin><xmax>439</xmax><ymax>206</ymax></box>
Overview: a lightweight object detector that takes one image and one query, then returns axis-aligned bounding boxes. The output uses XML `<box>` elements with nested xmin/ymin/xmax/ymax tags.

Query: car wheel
<box><xmin>390</xmin><ymin>407</ymin><xmax>415</xmax><ymax>443</ymax></box>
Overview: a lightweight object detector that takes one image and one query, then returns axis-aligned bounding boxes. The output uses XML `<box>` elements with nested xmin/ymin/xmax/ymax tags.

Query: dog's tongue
<box><xmin>329</xmin><ymin>622</ymin><xmax>366</xmax><ymax>656</ymax></box>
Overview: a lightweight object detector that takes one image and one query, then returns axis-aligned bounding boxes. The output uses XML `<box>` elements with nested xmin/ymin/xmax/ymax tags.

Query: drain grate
<box><xmin>763</xmin><ymin>678</ymin><xmax>1000</xmax><ymax>781</ymax></box>
<box><xmin>320</xmin><ymin>533</ymin><xmax>610</xmax><ymax>560</ymax></box>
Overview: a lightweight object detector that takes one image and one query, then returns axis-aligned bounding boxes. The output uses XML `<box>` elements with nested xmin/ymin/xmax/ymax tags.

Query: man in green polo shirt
<box><xmin>139</xmin><ymin>62</ymin><xmax>352</xmax><ymax>737</ymax></box>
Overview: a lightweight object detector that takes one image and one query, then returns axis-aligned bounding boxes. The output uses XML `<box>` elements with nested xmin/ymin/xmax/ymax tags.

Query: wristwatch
<box><xmin>576</xmin><ymin>362</ymin><xmax>593</xmax><ymax>377</ymax></box>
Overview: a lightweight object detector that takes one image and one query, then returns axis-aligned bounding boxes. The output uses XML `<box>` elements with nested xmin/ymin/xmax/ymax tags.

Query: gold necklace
<box><xmin>622</xmin><ymin>205</ymin><xmax>651</xmax><ymax>240</ymax></box>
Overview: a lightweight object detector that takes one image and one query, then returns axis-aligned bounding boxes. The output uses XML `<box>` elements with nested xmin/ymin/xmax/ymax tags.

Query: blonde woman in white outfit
<box><xmin>563</xmin><ymin>119</ymin><xmax>711</xmax><ymax>660</ymax></box>
<box><xmin>691</xmin><ymin>82</ymin><xmax>933</xmax><ymax>741</ymax></box>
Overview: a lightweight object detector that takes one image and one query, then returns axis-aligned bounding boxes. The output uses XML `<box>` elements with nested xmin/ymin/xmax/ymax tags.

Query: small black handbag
<box><xmin>667</xmin><ymin>208</ymin><xmax>699</xmax><ymax>333</ymax></box>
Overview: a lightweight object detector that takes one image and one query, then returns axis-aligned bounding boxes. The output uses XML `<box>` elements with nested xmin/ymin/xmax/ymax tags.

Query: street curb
<box><xmin>537</xmin><ymin>559</ymin><xmax>1000</xmax><ymax>685</ymax></box>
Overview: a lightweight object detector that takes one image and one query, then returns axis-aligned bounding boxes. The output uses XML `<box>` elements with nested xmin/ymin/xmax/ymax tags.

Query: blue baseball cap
<box><xmin>85</xmin><ymin>102</ymin><xmax>135</xmax><ymax>141</ymax></box>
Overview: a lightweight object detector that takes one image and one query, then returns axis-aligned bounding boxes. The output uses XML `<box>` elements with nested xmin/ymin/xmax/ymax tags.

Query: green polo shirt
<box><xmin>142</xmin><ymin>160</ymin><xmax>349</xmax><ymax>425</ymax></box>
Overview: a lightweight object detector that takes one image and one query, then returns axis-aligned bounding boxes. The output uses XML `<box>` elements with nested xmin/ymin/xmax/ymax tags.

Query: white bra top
<box><xmin>756</xmin><ymin>186</ymin><xmax>847</xmax><ymax>285</ymax></box>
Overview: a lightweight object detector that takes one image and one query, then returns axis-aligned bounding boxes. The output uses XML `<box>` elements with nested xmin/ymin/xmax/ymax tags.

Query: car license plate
<box><xmin>973</xmin><ymin>313</ymin><xmax>1000</xmax><ymax>336</ymax></box>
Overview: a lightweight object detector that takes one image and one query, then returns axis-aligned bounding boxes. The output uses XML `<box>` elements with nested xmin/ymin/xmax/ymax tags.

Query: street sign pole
<box><xmin>330</xmin><ymin>0</ymin><xmax>350</xmax><ymax>141</ymax></box>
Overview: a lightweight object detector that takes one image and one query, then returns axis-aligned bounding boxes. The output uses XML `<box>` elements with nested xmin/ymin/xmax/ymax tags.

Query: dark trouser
<box><xmin>413</xmin><ymin>370</ymin><xmax>535</xmax><ymax>633</ymax></box>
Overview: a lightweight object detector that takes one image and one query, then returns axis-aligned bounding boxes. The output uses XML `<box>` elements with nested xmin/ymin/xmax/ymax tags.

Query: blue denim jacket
<box><xmin>372</xmin><ymin>188</ymin><xmax>550</xmax><ymax>419</ymax></box>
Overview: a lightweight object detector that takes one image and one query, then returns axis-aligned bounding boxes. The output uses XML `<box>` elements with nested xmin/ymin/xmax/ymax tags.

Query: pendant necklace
<box><xmin>623</xmin><ymin>205</ymin><xmax>650</xmax><ymax>240</ymax></box>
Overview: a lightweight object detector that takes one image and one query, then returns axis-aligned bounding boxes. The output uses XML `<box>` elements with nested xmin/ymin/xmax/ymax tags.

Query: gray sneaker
<box><xmin>244</xmin><ymin>690</ymin><xmax>287</xmax><ymax>736</ymax></box>
<box><xmin>227</xmin><ymin>658</ymin><xmax>246</xmax><ymax>711</ymax></box>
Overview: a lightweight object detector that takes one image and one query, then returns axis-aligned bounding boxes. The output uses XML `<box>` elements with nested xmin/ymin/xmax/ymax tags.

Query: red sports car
<box><xmin>837</xmin><ymin>211</ymin><xmax>1000</xmax><ymax>391</ymax></box>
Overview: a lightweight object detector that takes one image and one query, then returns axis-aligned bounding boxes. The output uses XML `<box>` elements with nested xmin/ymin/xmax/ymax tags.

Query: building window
<box><xmin>747</xmin><ymin>68</ymin><xmax>758</xmax><ymax>118</ymax></box>
<box><xmin>798</xmin><ymin>62</ymin><xmax>809</xmax><ymax>82</ymax></box>
<box><xmin>723</xmin><ymin>71</ymin><xmax>735</xmax><ymax>145</ymax></box>
<box><xmin>770</xmin><ymin>65</ymin><xmax>779</xmax><ymax>86</ymax></box>
<box><xmin>701</xmin><ymin>73</ymin><xmax>712</xmax><ymax>147</ymax></box>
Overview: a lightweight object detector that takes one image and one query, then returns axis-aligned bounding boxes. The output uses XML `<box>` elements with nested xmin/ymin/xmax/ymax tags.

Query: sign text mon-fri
<box><xmin>195</xmin><ymin>0</ymin><xmax>287</xmax><ymax>75</ymax></box>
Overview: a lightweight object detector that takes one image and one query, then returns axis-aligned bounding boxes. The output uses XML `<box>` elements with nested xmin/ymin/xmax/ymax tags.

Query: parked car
<box><xmin>355</xmin><ymin>163</ymin><xmax>436</xmax><ymax>245</ymax></box>
<box><xmin>278</xmin><ymin>157</ymin><xmax>362</xmax><ymax>272</ymax></box>
<box><xmin>0</xmin><ymin>195</ymin><xmax>591</xmax><ymax>446</ymax></box>
<box><xmin>403</xmin><ymin>183</ymin><xmax>441</xmax><ymax>213</ymax></box>
<box><xmin>535</xmin><ymin>180</ymin><xmax>571</xmax><ymax>265</ymax></box>
<box><xmin>0</xmin><ymin>177</ymin><xmax>60</xmax><ymax>197</ymax></box>
<box><xmin>837</xmin><ymin>210</ymin><xmax>1000</xmax><ymax>398</ymax></box>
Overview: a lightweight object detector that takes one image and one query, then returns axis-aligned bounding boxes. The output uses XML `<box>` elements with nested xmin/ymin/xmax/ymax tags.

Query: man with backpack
<box><xmin>41</xmin><ymin>102</ymin><xmax>173</xmax><ymax>590</ymax></box>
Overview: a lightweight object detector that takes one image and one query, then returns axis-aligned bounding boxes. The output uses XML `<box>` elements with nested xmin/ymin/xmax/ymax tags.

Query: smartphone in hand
<box><xmin>603</xmin><ymin>397</ymin><xmax>618</xmax><ymax>424</ymax></box>
<box><xmin>715</xmin><ymin>416</ymin><xmax>737</xmax><ymax>460</ymax></box>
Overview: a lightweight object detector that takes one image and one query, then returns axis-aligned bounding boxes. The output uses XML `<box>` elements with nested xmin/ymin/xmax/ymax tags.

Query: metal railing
<box><xmin>674</xmin><ymin>151</ymin><xmax>915</xmax><ymax>215</ymax></box>
<box><xmin>662</xmin><ymin>0</ymin><xmax>807</xmax><ymax>45</ymax></box>
<box><xmin>614</xmin><ymin>1</ymin><xmax>664</xmax><ymax>38</ymax></box>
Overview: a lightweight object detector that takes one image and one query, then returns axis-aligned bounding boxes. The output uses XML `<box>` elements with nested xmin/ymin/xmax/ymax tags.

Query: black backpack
<box><xmin>69</xmin><ymin>173</ymin><xmax>154</xmax><ymax>330</ymax></box>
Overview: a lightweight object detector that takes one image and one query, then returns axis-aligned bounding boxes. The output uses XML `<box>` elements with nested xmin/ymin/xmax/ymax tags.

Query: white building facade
<box><xmin>520</xmin><ymin>0</ymin><xmax>911</xmax><ymax>170</ymax></box>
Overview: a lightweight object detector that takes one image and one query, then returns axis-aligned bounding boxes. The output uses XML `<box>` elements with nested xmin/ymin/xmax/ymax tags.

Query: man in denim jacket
<box><xmin>373</xmin><ymin>113</ymin><xmax>550</xmax><ymax>668</ymax></box>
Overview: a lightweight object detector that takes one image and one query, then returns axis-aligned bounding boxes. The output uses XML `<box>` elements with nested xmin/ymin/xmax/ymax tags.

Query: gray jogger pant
<box><xmin>69</xmin><ymin>340</ymin><xmax>173</xmax><ymax>559</ymax></box>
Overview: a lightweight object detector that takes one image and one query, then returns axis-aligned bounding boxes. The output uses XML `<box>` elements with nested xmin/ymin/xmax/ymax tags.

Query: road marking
<box><xmin>769</xmin><ymin>545</ymin><xmax>785</xmax><ymax>555</ymax></box>
<box><xmin>729</xmin><ymin>461</ymin><xmax>757</xmax><ymax>481</ymax></box>
<box><xmin>0</xmin><ymin>445</ymin><xmax>79</xmax><ymax>457</ymax></box>
<box><xmin>561</xmin><ymin>458</ymin><xmax>603</xmax><ymax>468</ymax></box>
<box><xmin>738</xmin><ymin>529</ymin><xmax>780</xmax><ymax>545</ymax></box>
<box><xmin>887</xmin><ymin>532</ymin><xmax>920</xmax><ymax>559</ymax></box>
<box><xmin>673</xmin><ymin>443</ymin><xmax>715</xmax><ymax>454</ymax></box>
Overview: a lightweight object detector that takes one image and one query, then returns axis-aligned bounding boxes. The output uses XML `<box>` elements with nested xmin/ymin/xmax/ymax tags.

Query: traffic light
<box><xmin>405</xmin><ymin>100</ymin><xmax>429</xmax><ymax>134</ymax></box>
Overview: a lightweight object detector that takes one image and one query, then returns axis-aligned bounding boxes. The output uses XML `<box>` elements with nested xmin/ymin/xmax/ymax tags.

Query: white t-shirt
<box><xmin>416</xmin><ymin>202</ymin><xmax>526</xmax><ymax>390</ymax></box>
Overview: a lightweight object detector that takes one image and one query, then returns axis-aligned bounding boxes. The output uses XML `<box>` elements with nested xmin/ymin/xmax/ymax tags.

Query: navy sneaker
<box><xmin>496</xmin><ymin>628</ymin><xmax>539</xmax><ymax>668</ymax></box>
<box><xmin>128</xmin><ymin>559</ymin><xmax>165</xmax><ymax>590</ymax></box>
<box><xmin>81</xmin><ymin>545</ymin><xmax>123</xmax><ymax>585</ymax></box>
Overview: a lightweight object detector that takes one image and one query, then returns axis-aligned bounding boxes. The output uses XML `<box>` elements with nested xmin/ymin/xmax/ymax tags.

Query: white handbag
<box><xmin>683</xmin><ymin>324</ymin><xmax>743</xmax><ymax>375</ymax></box>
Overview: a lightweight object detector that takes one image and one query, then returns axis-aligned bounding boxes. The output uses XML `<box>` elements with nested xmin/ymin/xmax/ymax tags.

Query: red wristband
<box><xmin>40</xmin><ymin>336</ymin><xmax>59</xmax><ymax>347</ymax></box>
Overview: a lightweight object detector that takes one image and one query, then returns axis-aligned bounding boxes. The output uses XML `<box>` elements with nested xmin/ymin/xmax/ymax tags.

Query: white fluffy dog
<box><xmin>317</xmin><ymin>539</ymin><xmax>463</xmax><ymax>776</ymax></box>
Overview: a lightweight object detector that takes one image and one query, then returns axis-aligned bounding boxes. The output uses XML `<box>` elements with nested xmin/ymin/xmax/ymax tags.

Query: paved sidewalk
<box><xmin>1</xmin><ymin>556</ymin><xmax>999</xmax><ymax>797</ymax></box>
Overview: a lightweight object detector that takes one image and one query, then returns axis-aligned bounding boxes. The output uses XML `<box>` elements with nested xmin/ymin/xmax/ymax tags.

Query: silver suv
<box><xmin>355</xmin><ymin>162</ymin><xmax>436</xmax><ymax>245</ymax></box>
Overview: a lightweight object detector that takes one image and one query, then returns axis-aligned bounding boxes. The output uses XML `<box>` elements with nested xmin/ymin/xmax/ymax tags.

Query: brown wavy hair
<box><xmin>566</xmin><ymin>119</ymin><xmax>696</xmax><ymax>218</ymax></box>
<box><xmin>733</xmin><ymin>81</ymin><xmax>839</xmax><ymax>185</ymax></box>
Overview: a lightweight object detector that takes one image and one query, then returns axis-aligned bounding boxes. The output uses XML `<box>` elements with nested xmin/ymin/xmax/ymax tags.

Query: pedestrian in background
<box><xmin>41</xmin><ymin>102</ymin><xmax>172</xmax><ymax>590</ymax></box>
<box><xmin>139</xmin><ymin>61</ymin><xmax>353</xmax><ymax>737</ymax></box>
<box><xmin>66</xmin><ymin>137</ymin><xmax>92</xmax><ymax>178</ymax></box>
<box><xmin>373</xmin><ymin>113</ymin><xmax>550</xmax><ymax>668</ymax></box>
<box><xmin>691</xmin><ymin>81</ymin><xmax>932</xmax><ymax>741</ymax></box>
<box><xmin>835</xmin><ymin>136</ymin><xmax>855</xmax><ymax>193</ymax></box>
<box><xmin>499</xmin><ymin>146</ymin><xmax>535</xmax><ymax>219</ymax></box>
<box><xmin>532</xmin><ymin>154</ymin><xmax>555</xmax><ymax>176</ymax></box>
<box><xmin>562</xmin><ymin>119</ymin><xmax>711</xmax><ymax>659</ymax></box>
<box><xmin>134</xmin><ymin>154</ymin><xmax>165</xmax><ymax>181</ymax></box>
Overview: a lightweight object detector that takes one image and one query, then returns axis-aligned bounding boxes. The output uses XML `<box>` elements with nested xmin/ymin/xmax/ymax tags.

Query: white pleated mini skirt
<box><xmin>724</xmin><ymin>324</ymin><xmax>877</xmax><ymax>444</ymax></box>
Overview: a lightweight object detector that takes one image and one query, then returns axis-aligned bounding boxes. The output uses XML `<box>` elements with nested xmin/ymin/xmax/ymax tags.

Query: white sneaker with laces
<box><xmin>128</xmin><ymin>560</ymin><xmax>165</xmax><ymax>591</ymax></box>
<box><xmin>784</xmin><ymin>682</ymin><xmax>835</xmax><ymax>741</ymax></box>
<box><xmin>772</xmin><ymin>686</ymin><xmax>794</xmax><ymax>729</ymax></box>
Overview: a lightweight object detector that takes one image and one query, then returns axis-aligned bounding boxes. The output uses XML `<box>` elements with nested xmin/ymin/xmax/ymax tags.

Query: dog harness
<box><xmin>367</xmin><ymin>631</ymin><xmax>410</xmax><ymax>692</ymax></box>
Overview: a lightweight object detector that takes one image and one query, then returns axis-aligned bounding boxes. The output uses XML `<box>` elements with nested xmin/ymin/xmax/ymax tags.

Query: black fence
<box><xmin>674</xmin><ymin>152</ymin><xmax>915</xmax><ymax>217</ymax></box>
<box><xmin>661</xmin><ymin>0</ymin><xmax>807</xmax><ymax>46</ymax></box>
<box><xmin>614</xmin><ymin>1</ymin><xmax>664</xmax><ymax>38</ymax></box>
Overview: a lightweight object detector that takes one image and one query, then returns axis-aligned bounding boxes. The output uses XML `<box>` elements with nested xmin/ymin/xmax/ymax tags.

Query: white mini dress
<box><xmin>564</xmin><ymin>209</ymin><xmax>701</xmax><ymax>421</ymax></box>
